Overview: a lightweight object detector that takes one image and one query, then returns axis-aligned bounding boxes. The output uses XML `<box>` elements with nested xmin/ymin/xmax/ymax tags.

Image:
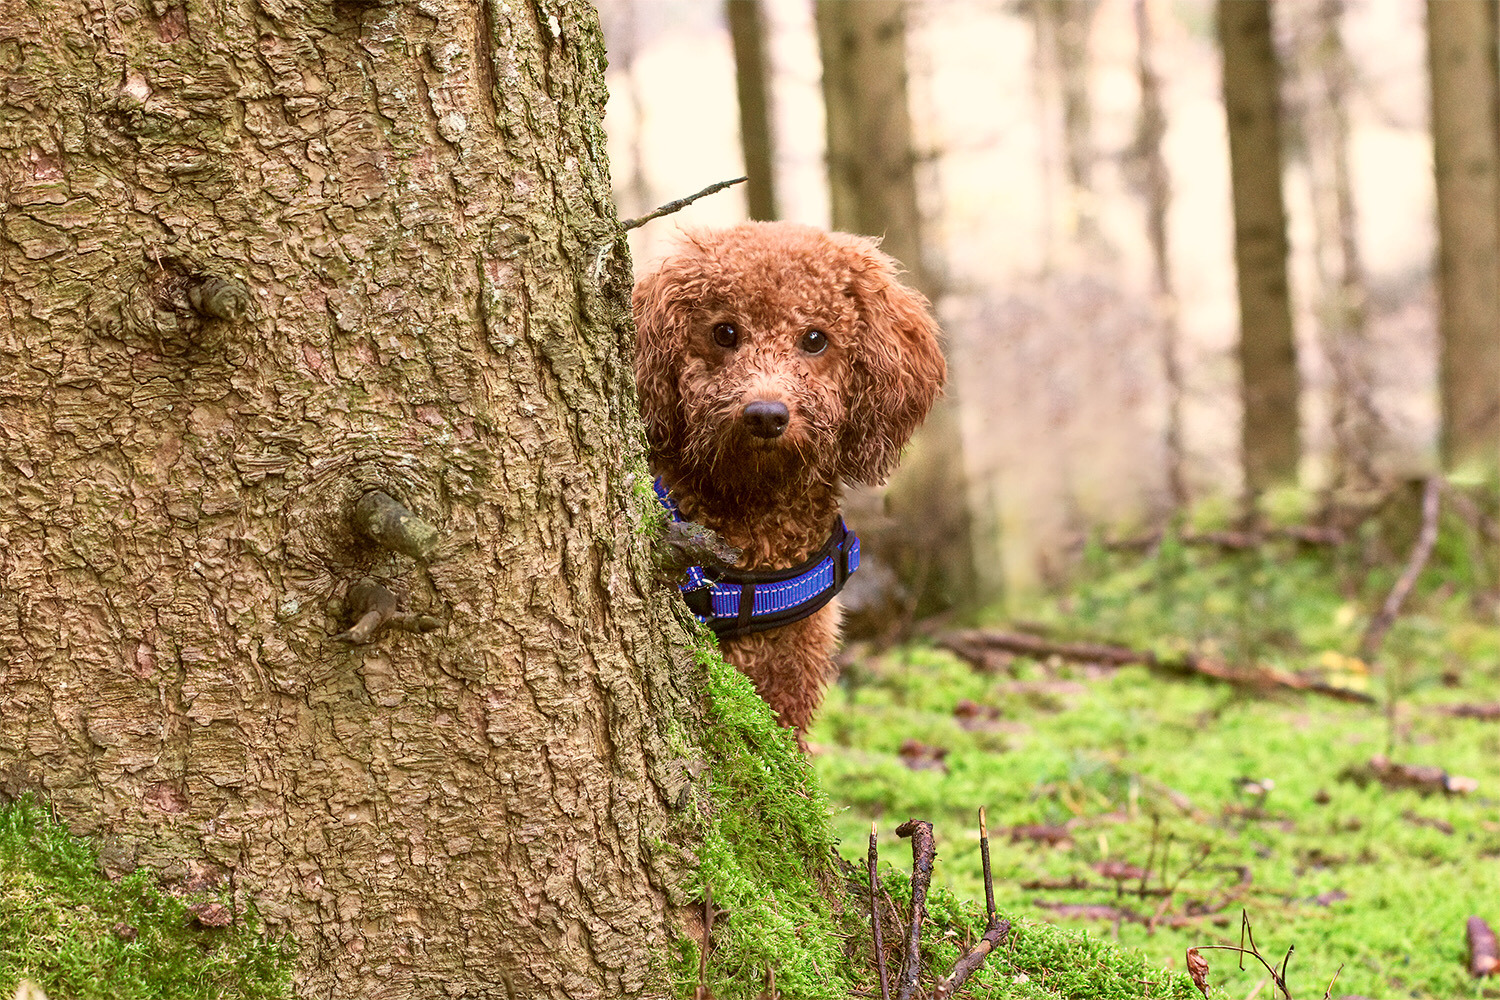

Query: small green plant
<box><xmin>0</xmin><ymin>796</ymin><xmax>293</xmax><ymax>1000</ymax></box>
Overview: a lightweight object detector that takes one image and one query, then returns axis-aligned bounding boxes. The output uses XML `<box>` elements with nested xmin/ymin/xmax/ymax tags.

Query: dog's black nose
<box><xmin>742</xmin><ymin>400</ymin><xmax>790</xmax><ymax>439</ymax></box>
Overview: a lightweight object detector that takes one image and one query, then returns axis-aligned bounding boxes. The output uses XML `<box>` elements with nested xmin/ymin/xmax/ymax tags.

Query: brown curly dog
<box><xmin>634</xmin><ymin>221</ymin><xmax>945</xmax><ymax>736</ymax></box>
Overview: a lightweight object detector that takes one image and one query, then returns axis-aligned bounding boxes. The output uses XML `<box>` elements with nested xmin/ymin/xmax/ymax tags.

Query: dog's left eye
<box><xmin>712</xmin><ymin>323</ymin><xmax>739</xmax><ymax>348</ymax></box>
<box><xmin>799</xmin><ymin>329</ymin><xmax>829</xmax><ymax>355</ymax></box>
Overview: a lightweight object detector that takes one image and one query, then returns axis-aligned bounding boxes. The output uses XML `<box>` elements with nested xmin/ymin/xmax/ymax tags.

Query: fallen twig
<box><xmin>933</xmin><ymin>919</ymin><xmax>1010</xmax><ymax>999</ymax></box>
<box><xmin>1339</xmin><ymin>754</ymin><xmax>1478</xmax><ymax>796</ymax></box>
<box><xmin>1359</xmin><ymin>476</ymin><xmax>1441</xmax><ymax>661</ymax></box>
<box><xmin>1468</xmin><ymin>916</ymin><xmax>1498</xmax><ymax>976</ymax></box>
<box><xmin>621</xmin><ymin>177</ymin><xmax>748</xmax><ymax>231</ymax></box>
<box><xmin>1105</xmin><ymin>525</ymin><xmax>1346</xmax><ymax>552</ymax></box>
<box><xmin>939</xmin><ymin>629</ymin><xmax>1375</xmax><ymax>704</ymax></box>
<box><xmin>1193</xmin><ymin>911</ymin><xmax>1293</xmax><ymax>1000</ymax></box>
<box><xmin>933</xmin><ymin>809</ymin><xmax>1009</xmax><ymax>1000</ymax></box>
<box><xmin>979</xmin><ymin>808</ymin><xmax>996</xmax><ymax>924</ymax></box>
<box><xmin>868</xmin><ymin>823</ymin><xmax>891</xmax><ymax>1000</ymax></box>
<box><xmin>894</xmin><ymin>820</ymin><xmax>935</xmax><ymax>1000</ymax></box>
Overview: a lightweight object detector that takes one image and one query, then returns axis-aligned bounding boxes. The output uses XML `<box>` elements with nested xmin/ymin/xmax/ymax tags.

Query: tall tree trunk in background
<box><xmin>1035</xmin><ymin>0</ymin><xmax>1102</xmax><ymax>249</ymax></box>
<box><xmin>0</xmin><ymin>2</ymin><xmax>696</xmax><ymax>997</ymax></box>
<box><xmin>815</xmin><ymin>0</ymin><xmax>979</xmax><ymax>610</ymax></box>
<box><xmin>1132</xmin><ymin>0</ymin><xmax>1187</xmax><ymax>508</ymax></box>
<box><xmin>1218</xmin><ymin>0</ymin><xmax>1301</xmax><ymax>495</ymax></box>
<box><xmin>612</xmin><ymin>1</ymin><xmax>655</xmax><ymax>219</ymax></box>
<box><xmin>1290</xmin><ymin>0</ymin><xmax>1381</xmax><ymax>496</ymax></box>
<box><xmin>727</xmin><ymin>0</ymin><xmax>778</xmax><ymax>221</ymax></box>
<box><xmin>1427</xmin><ymin>0</ymin><xmax>1500</xmax><ymax>477</ymax></box>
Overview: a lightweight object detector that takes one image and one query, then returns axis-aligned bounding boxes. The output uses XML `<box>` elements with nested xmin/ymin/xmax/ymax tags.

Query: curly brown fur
<box><xmin>634</xmin><ymin>221</ymin><xmax>945</xmax><ymax>736</ymax></box>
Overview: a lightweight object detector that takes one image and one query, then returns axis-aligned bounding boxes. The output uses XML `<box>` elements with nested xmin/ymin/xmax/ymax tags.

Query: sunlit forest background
<box><xmin>592</xmin><ymin>3</ymin><xmax>1500</xmax><ymax>995</ymax></box>
<box><xmin>597</xmin><ymin>0</ymin><xmax>1457</xmax><ymax>599</ymax></box>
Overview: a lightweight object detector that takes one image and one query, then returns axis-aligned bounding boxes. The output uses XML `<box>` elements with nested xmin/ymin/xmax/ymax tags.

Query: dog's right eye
<box><xmin>711</xmin><ymin>323</ymin><xmax>738</xmax><ymax>348</ymax></box>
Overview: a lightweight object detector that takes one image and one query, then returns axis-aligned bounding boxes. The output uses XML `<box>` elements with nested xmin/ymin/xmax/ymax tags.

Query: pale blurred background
<box><xmin>596</xmin><ymin>0</ymin><xmax>1443</xmax><ymax>600</ymax></box>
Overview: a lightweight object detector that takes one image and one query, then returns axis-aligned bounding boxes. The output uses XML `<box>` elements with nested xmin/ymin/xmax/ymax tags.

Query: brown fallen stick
<box><xmin>894</xmin><ymin>820</ymin><xmax>936</xmax><ymax>1000</ymax></box>
<box><xmin>1468</xmin><ymin>916</ymin><xmax>1498</xmax><ymax>976</ymax></box>
<box><xmin>1105</xmin><ymin>525</ymin><xmax>1346</xmax><ymax>552</ymax></box>
<box><xmin>933</xmin><ymin>919</ymin><xmax>1010</xmax><ymax>999</ymax></box>
<box><xmin>868</xmin><ymin>822</ymin><xmax>891</xmax><ymax>1000</ymax></box>
<box><xmin>1359</xmin><ymin>476</ymin><xmax>1442</xmax><ymax>661</ymax></box>
<box><xmin>932</xmin><ymin>809</ymin><xmax>1009</xmax><ymax>1000</ymax></box>
<box><xmin>938</xmin><ymin>629</ymin><xmax>1375</xmax><ymax>704</ymax></box>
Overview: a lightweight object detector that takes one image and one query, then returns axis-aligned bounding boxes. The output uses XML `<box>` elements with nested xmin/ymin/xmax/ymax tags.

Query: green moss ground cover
<box><xmin>814</xmin><ymin>498</ymin><xmax>1500</xmax><ymax>998</ymax></box>
<box><xmin>0</xmin><ymin>797</ymin><xmax>292</xmax><ymax>1000</ymax></box>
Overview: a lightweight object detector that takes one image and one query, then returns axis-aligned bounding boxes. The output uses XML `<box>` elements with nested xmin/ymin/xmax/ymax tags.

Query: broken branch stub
<box><xmin>354</xmin><ymin>490</ymin><xmax>439</xmax><ymax>562</ymax></box>
<box><xmin>330</xmin><ymin>577</ymin><xmax>441</xmax><ymax>645</ymax></box>
<box><xmin>894</xmin><ymin>819</ymin><xmax>935</xmax><ymax>1000</ymax></box>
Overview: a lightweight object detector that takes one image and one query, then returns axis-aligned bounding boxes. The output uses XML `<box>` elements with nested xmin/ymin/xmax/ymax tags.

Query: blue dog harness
<box><xmin>654</xmin><ymin>478</ymin><xmax>860</xmax><ymax>641</ymax></box>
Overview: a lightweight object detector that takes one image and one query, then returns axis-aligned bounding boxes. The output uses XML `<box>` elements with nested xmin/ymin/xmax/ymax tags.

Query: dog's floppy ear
<box><xmin>836</xmin><ymin>238</ymin><xmax>947</xmax><ymax>485</ymax></box>
<box><xmin>632</xmin><ymin>260</ymin><xmax>695</xmax><ymax>463</ymax></box>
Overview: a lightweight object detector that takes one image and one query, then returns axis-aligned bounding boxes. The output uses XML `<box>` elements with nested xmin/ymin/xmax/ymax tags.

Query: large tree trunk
<box><xmin>0</xmin><ymin>2</ymin><xmax>696</xmax><ymax>997</ymax></box>
<box><xmin>1218</xmin><ymin>0</ymin><xmax>1301</xmax><ymax>494</ymax></box>
<box><xmin>727</xmin><ymin>0</ymin><xmax>778</xmax><ymax>221</ymax></box>
<box><xmin>815</xmin><ymin>0</ymin><xmax>979</xmax><ymax>611</ymax></box>
<box><xmin>1427</xmin><ymin>0</ymin><xmax>1500</xmax><ymax>476</ymax></box>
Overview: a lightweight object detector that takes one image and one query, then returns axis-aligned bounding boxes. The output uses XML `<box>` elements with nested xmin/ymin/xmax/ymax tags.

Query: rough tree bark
<box><xmin>1218</xmin><ymin>0</ymin><xmax>1301</xmax><ymax>494</ymax></box>
<box><xmin>727</xmin><ymin>0</ymin><xmax>777</xmax><ymax>222</ymax></box>
<box><xmin>0</xmin><ymin>2</ymin><xmax>698</xmax><ymax>998</ymax></box>
<box><xmin>815</xmin><ymin>0</ymin><xmax>979</xmax><ymax>610</ymax></box>
<box><xmin>1427</xmin><ymin>0</ymin><xmax>1500</xmax><ymax>476</ymax></box>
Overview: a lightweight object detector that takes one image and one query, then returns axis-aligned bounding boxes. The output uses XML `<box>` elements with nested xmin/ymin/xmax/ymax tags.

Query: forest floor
<box><xmin>813</xmin><ymin>488</ymin><xmax>1500</xmax><ymax>999</ymax></box>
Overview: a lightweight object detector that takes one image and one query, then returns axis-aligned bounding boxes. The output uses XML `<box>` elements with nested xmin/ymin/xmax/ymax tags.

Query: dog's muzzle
<box><xmin>742</xmin><ymin>399</ymin><xmax>790</xmax><ymax>439</ymax></box>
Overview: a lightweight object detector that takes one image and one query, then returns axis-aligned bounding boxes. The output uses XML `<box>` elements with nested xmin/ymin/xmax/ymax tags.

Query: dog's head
<box><xmin>633</xmin><ymin>222</ymin><xmax>945</xmax><ymax>502</ymax></box>
<box><xmin>636</xmin><ymin>220</ymin><xmax>948</xmax><ymax>497</ymax></box>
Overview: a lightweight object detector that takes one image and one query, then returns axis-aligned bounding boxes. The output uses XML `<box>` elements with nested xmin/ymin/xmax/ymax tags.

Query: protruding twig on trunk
<box><xmin>1359</xmin><ymin>475</ymin><xmax>1442</xmax><ymax>660</ymax></box>
<box><xmin>657</xmin><ymin>520</ymin><xmax>742</xmax><ymax>578</ymax></box>
<box><xmin>894</xmin><ymin>819</ymin><xmax>935</xmax><ymax>1000</ymax></box>
<box><xmin>330</xmin><ymin>577</ymin><xmax>441</xmax><ymax>645</ymax></box>
<box><xmin>187</xmin><ymin>275</ymin><xmax>251</xmax><ymax>321</ymax></box>
<box><xmin>622</xmin><ymin>177</ymin><xmax>748</xmax><ymax>231</ymax></box>
<box><xmin>354</xmin><ymin>490</ymin><xmax>440</xmax><ymax>562</ymax></box>
<box><xmin>1468</xmin><ymin>916</ymin><xmax>1498</xmax><ymax>976</ymax></box>
<box><xmin>869</xmin><ymin>822</ymin><xmax>891</xmax><ymax>1000</ymax></box>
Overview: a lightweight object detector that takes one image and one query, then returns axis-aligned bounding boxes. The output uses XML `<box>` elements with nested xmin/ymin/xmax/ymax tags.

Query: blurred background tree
<box><xmin>601</xmin><ymin>0</ymin><xmax>1495</xmax><ymax>603</ymax></box>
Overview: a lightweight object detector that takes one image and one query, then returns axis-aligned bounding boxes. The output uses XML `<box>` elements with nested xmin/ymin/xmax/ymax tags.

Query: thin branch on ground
<box><xmin>1359</xmin><ymin>476</ymin><xmax>1442</xmax><ymax>660</ymax></box>
<box><xmin>1192</xmin><ymin>911</ymin><xmax>1292</xmax><ymax>1000</ymax></box>
<box><xmin>621</xmin><ymin>177</ymin><xmax>748</xmax><ymax>230</ymax></box>
<box><xmin>939</xmin><ymin>629</ymin><xmax>1374</xmax><ymax>704</ymax></box>
<box><xmin>933</xmin><ymin>919</ymin><xmax>1010</xmax><ymax>999</ymax></box>
<box><xmin>868</xmin><ymin>822</ymin><xmax>891</xmax><ymax>1000</ymax></box>
<box><xmin>1105</xmin><ymin>525</ymin><xmax>1345</xmax><ymax>552</ymax></box>
<box><xmin>979</xmin><ymin>808</ymin><xmax>996</xmax><ymax>924</ymax></box>
<box><xmin>894</xmin><ymin>820</ymin><xmax>936</xmax><ymax>1000</ymax></box>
